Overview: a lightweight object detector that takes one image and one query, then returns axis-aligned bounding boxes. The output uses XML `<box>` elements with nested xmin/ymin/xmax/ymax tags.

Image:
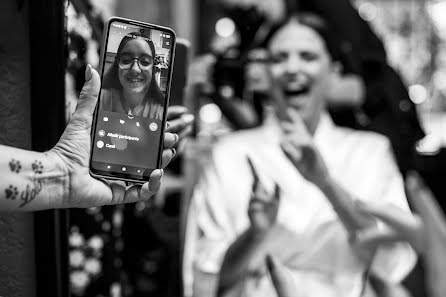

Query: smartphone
<box><xmin>169</xmin><ymin>38</ymin><xmax>190</xmax><ymax>106</ymax></box>
<box><xmin>90</xmin><ymin>17</ymin><xmax>176</xmax><ymax>183</ymax></box>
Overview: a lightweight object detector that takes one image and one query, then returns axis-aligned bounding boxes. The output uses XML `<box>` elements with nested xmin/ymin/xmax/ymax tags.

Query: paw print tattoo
<box><xmin>5</xmin><ymin>185</ymin><xmax>19</xmax><ymax>200</ymax></box>
<box><xmin>9</xmin><ymin>159</ymin><xmax>22</xmax><ymax>173</ymax></box>
<box><xmin>32</xmin><ymin>160</ymin><xmax>43</xmax><ymax>174</ymax></box>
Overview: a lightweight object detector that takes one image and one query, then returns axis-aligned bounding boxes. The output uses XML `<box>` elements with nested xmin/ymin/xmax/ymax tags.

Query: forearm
<box><xmin>0</xmin><ymin>145</ymin><xmax>68</xmax><ymax>211</ymax></box>
<box><xmin>317</xmin><ymin>176</ymin><xmax>375</xmax><ymax>234</ymax></box>
<box><xmin>218</xmin><ymin>224</ymin><xmax>298</xmax><ymax>294</ymax></box>
<box><xmin>218</xmin><ymin>227</ymin><xmax>269</xmax><ymax>294</ymax></box>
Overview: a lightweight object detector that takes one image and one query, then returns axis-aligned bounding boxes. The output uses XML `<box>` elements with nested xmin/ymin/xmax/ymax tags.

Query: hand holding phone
<box><xmin>90</xmin><ymin>17</ymin><xmax>177</xmax><ymax>183</ymax></box>
<box><xmin>50</xmin><ymin>65</ymin><xmax>177</xmax><ymax>208</ymax></box>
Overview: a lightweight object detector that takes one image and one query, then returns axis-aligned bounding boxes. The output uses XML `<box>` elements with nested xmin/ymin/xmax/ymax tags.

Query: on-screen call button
<box><xmin>149</xmin><ymin>122</ymin><xmax>158</xmax><ymax>131</ymax></box>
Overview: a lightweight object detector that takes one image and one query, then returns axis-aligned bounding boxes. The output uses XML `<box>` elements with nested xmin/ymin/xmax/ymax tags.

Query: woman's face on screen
<box><xmin>117</xmin><ymin>38</ymin><xmax>154</xmax><ymax>94</ymax></box>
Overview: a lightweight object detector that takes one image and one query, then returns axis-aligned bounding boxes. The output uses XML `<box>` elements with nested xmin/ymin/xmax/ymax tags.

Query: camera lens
<box><xmin>140</xmin><ymin>29</ymin><xmax>144</xmax><ymax>34</ymax></box>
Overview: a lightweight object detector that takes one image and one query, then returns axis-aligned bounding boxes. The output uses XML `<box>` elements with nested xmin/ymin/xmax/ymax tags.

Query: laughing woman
<box><xmin>183</xmin><ymin>12</ymin><xmax>416</xmax><ymax>297</ymax></box>
<box><xmin>100</xmin><ymin>32</ymin><xmax>165</xmax><ymax>120</ymax></box>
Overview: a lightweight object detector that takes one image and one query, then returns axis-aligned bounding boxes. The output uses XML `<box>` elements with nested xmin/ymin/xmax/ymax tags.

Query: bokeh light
<box><xmin>215</xmin><ymin>17</ymin><xmax>236</xmax><ymax>38</ymax></box>
<box><xmin>409</xmin><ymin>84</ymin><xmax>428</xmax><ymax>104</ymax></box>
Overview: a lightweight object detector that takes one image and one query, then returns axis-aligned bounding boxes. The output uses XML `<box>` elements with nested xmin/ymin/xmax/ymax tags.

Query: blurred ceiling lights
<box><xmin>358</xmin><ymin>2</ymin><xmax>378</xmax><ymax>22</ymax></box>
<box><xmin>200</xmin><ymin>103</ymin><xmax>223</xmax><ymax>124</ymax></box>
<box><xmin>427</xmin><ymin>1</ymin><xmax>446</xmax><ymax>38</ymax></box>
<box><xmin>409</xmin><ymin>84</ymin><xmax>428</xmax><ymax>104</ymax></box>
<box><xmin>215</xmin><ymin>17</ymin><xmax>236</xmax><ymax>38</ymax></box>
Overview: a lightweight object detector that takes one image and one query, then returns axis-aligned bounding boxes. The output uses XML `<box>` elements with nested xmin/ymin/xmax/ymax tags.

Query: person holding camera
<box><xmin>183</xmin><ymin>12</ymin><xmax>416</xmax><ymax>297</ymax></box>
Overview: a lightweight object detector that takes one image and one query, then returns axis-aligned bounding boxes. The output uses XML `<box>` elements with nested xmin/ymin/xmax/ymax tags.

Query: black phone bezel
<box><xmin>89</xmin><ymin>17</ymin><xmax>176</xmax><ymax>184</ymax></box>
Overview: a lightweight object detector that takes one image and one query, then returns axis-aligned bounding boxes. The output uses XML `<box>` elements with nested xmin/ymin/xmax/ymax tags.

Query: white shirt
<box><xmin>183</xmin><ymin>113</ymin><xmax>416</xmax><ymax>297</ymax></box>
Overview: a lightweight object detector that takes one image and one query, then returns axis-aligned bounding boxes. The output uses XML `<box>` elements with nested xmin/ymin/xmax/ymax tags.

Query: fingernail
<box><xmin>182</xmin><ymin>114</ymin><xmax>195</xmax><ymax>123</ymax></box>
<box><xmin>85</xmin><ymin>64</ymin><xmax>92</xmax><ymax>81</ymax></box>
<box><xmin>149</xmin><ymin>169</ymin><xmax>163</xmax><ymax>192</ymax></box>
<box><xmin>406</xmin><ymin>171</ymin><xmax>418</xmax><ymax>189</ymax></box>
<box><xmin>166</xmin><ymin>121</ymin><xmax>171</xmax><ymax>129</ymax></box>
<box><xmin>174</xmin><ymin>133</ymin><xmax>179</xmax><ymax>142</ymax></box>
<box><xmin>171</xmin><ymin>148</ymin><xmax>177</xmax><ymax>157</ymax></box>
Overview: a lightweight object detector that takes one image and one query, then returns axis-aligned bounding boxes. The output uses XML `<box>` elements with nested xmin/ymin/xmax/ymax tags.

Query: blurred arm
<box><xmin>218</xmin><ymin>224</ymin><xmax>300</xmax><ymax>295</ymax></box>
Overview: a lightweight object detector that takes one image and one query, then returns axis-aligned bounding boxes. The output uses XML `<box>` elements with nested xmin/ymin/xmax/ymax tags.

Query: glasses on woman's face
<box><xmin>117</xmin><ymin>53</ymin><xmax>154</xmax><ymax>71</ymax></box>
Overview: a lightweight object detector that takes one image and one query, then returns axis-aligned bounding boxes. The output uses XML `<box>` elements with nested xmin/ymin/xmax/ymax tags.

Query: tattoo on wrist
<box><xmin>32</xmin><ymin>160</ymin><xmax>43</xmax><ymax>174</ymax></box>
<box><xmin>4</xmin><ymin>181</ymin><xmax>43</xmax><ymax>208</ymax></box>
<box><xmin>19</xmin><ymin>180</ymin><xmax>42</xmax><ymax>208</ymax></box>
<box><xmin>4</xmin><ymin>159</ymin><xmax>44</xmax><ymax>208</ymax></box>
<box><xmin>9</xmin><ymin>159</ymin><xmax>22</xmax><ymax>173</ymax></box>
<box><xmin>5</xmin><ymin>185</ymin><xmax>19</xmax><ymax>200</ymax></box>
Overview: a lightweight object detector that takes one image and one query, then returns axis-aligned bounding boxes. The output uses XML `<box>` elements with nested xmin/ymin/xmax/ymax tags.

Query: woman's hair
<box><xmin>259</xmin><ymin>12</ymin><xmax>342</xmax><ymax>62</ymax></box>
<box><xmin>102</xmin><ymin>31</ymin><xmax>164</xmax><ymax>104</ymax></box>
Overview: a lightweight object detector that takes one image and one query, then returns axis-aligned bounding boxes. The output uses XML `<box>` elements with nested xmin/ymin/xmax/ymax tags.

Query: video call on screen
<box><xmin>91</xmin><ymin>21</ymin><xmax>173</xmax><ymax>179</ymax></box>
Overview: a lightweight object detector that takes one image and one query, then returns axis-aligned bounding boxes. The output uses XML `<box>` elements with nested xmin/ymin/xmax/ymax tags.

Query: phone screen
<box><xmin>90</xmin><ymin>19</ymin><xmax>175</xmax><ymax>182</ymax></box>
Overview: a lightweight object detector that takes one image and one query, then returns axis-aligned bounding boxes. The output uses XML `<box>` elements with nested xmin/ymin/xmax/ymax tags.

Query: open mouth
<box><xmin>284</xmin><ymin>85</ymin><xmax>310</xmax><ymax>96</ymax></box>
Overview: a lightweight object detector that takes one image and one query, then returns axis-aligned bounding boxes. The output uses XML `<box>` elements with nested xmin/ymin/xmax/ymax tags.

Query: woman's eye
<box><xmin>119</xmin><ymin>55</ymin><xmax>133</xmax><ymax>65</ymax></box>
<box><xmin>140</xmin><ymin>56</ymin><xmax>153</xmax><ymax>66</ymax></box>
<box><xmin>271</xmin><ymin>53</ymin><xmax>287</xmax><ymax>63</ymax></box>
<box><xmin>300</xmin><ymin>52</ymin><xmax>318</xmax><ymax>61</ymax></box>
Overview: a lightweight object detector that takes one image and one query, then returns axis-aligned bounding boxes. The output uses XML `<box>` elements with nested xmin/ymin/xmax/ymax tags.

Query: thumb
<box><xmin>73</xmin><ymin>65</ymin><xmax>101</xmax><ymax>125</ymax></box>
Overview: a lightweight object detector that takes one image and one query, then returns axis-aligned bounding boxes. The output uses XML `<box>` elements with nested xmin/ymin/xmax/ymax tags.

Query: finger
<box><xmin>161</xmin><ymin>148</ymin><xmax>176</xmax><ymax>168</ymax></box>
<box><xmin>73</xmin><ymin>65</ymin><xmax>101</xmax><ymax>126</ymax></box>
<box><xmin>108</xmin><ymin>180</ymin><xmax>127</xmax><ymax>204</ymax></box>
<box><xmin>353</xmin><ymin>227</ymin><xmax>406</xmax><ymax>251</ymax></box>
<box><xmin>280</xmin><ymin>122</ymin><xmax>295</xmax><ymax>134</ymax></box>
<box><xmin>163</xmin><ymin>132</ymin><xmax>179</xmax><ymax>149</ymax></box>
<box><xmin>248</xmin><ymin>198</ymin><xmax>267</xmax><ymax>213</ymax></box>
<box><xmin>139</xmin><ymin>169</ymin><xmax>164</xmax><ymax>200</ymax></box>
<box><xmin>281</xmin><ymin>142</ymin><xmax>302</xmax><ymax>164</ymax></box>
<box><xmin>166</xmin><ymin>114</ymin><xmax>194</xmax><ymax>134</ymax></box>
<box><xmin>266</xmin><ymin>255</ymin><xmax>295</xmax><ymax>297</ymax></box>
<box><xmin>269</xmin><ymin>81</ymin><xmax>290</xmax><ymax>122</ymax></box>
<box><xmin>355</xmin><ymin>200</ymin><xmax>420</xmax><ymax>235</ymax></box>
<box><xmin>166</xmin><ymin>105</ymin><xmax>189</xmax><ymax>120</ymax></box>
<box><xmin>251</xmin><ymin>183</ymin><xmax>270</xmax><ymax>203</ymax></box>
<box><xmin>286</xmin><ymin>108</ymin><xmax>308</xmax><ymax>135</ymax></box>
<box><xmin>247</xmin><ymin>156</ymin><xmax>260</xmax><ymax>191</ymax></box>
<box><xmin>123</xmin><ymin>184</ymin><xmax>143</xmax><ymax>204</ymax></box>
<box><xmin>406</xmin><ymin>171</ymin><xmax>446</xmax><ymax>233</ymax></box>
<box><xmin>355</xmin><ymin>200</ymin><xmax>423</xmax><ymax>251</ymax></box>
